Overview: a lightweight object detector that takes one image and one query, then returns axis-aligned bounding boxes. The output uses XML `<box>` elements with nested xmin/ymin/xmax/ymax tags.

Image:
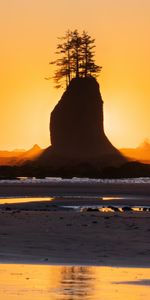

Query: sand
<box><xmin>0</xmin><ymin>182</ymin><xmax>150</xmax><ymax>267</ymax></box>
<box><xmin>0</xmin><ymin>203</ymin><xmax>150</xmax><ymax>267</ymax></box>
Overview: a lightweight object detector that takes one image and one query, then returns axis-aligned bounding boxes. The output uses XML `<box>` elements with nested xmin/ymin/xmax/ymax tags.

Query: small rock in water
<box><xmin>122</xmin><ymin>206</ymin><xmax>132</xmax><ymax>212</ymax></box>
<box><xmin>87</xmin><ymin>208</ymin><xmax>99</xmax><ymax>212</ymax></box>
<box><xmin>108</xmin><ymin>206</ymin><xmax>120</xmax><ymax>212</ymax></box>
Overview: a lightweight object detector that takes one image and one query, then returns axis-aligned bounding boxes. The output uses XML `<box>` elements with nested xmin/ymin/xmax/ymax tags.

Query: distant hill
<box><xmin>0</xmin><ymin>144</ymin><xmax>43</xmax><ymax>166</ymax></box>
<box><xmin>0</xmin><ymin>149</ymin><xmax>25</xmax><ymax>157</ymax></box>
<box><xmin>120</xmin><ymin>140</ymin><xmax>150</xmax><ymax>164</ymax></box>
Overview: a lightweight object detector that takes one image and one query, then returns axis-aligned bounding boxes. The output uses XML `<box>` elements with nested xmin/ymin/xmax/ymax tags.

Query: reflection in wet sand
<box><xmin>0</xmin><ymin>197</ymin><xmax>53</xmax><ymax>205</ymax></box>
<box><xmin>1</xmin><ymin>197</ymin><xmax>150</xmax><ymax>213</ymax></box>
<box><xmin>0</xmin><ymin>264</ymin><xmax>150</xmax><ymax>300</ymax></box>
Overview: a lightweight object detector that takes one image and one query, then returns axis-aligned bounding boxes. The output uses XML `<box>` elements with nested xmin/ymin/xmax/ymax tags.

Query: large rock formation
<box><xmin>38</xmin><ymin>77</ymin><xmax>126</xmax><ymax>172</ymax></box>
<box><xmin>50</xmin><ymin>77</ymin><xmax>125</xmax><ymax>164</ymax></box>
<box><xmin>50</xmin><ymin>77</ymin><xmax>104</xmax><ymax>158</ymax></box>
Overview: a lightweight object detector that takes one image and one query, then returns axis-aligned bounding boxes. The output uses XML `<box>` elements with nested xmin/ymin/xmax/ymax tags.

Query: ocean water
<box><xmin>0</xmin><ymin>176</ymin><xmax>150</xmax><ymax>208</ymax></box>
<box><xmin>0</xmin><ymin>264</ymin><xmax>150</xmax><ymax>300</ymax></box>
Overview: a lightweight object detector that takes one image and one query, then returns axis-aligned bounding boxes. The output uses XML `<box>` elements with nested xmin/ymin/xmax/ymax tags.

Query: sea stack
<box><xmin>49</xmin><ymin>77</ymin><xmax>125</xmax><ymax>166</ymax></box>
<box><xmin>37</xmin><ymin>77</ymin><xmax>125</xmax><ymax>172</ymax></box>
<box><xmin>50</xmin><ymin>77</ymin><xmax>104</xmax><ymax>158</ymax></box>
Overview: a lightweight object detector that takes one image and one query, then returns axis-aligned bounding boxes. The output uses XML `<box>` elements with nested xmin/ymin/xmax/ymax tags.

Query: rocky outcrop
<box><xmin>38</xmin><ymin>77</ymin><xmax>126</xmax><ymax>171</ymax></box>
<box><xmin>50</xmin><ymin>77</ymin><xmax>104</xmax><ymax>158</ymax></box>
<box><xmin>49</xmin><ymin>77</ymin><xmax>125</xmax><ymax>165</ymax></box>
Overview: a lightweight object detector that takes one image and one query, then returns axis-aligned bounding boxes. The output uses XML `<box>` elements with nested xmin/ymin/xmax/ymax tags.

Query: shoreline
<box><xmin>1</xmin><ymin>257</ymin><xmax>150</xmax><ymax>269</ymax></box>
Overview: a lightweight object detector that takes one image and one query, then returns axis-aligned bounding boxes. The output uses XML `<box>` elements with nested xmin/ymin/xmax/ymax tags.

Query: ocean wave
<box><xmin>0</xmin><ymin>177</ymin><xmax>150</xmax><ymax>185</ymax></box>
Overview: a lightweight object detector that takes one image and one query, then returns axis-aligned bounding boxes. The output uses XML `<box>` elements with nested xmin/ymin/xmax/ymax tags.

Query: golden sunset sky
<box><xmin>0</xmin><ymin>0</ymin><xmax>150</xmax><ymax>150</ymax></box>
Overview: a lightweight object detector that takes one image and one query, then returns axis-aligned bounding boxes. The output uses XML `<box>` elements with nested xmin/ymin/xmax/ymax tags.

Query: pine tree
<box><xmin>48</xmin><ymin>30</ymin><xmax>72</xmax><ymax>88</ymax></box>
<box><xmin>81</xmin><ymin>31</ymin><xmax>102</xmax><ymax>77</ymax></box>
<box><xmin>47</xmin><ymin>30</ymin><xmax>102</xmax><ymax>88</ymax></box>
<box><xmin>70</xmin><ymin>30</ymin><xmax>82</xmax><ymax>78</ymax></box>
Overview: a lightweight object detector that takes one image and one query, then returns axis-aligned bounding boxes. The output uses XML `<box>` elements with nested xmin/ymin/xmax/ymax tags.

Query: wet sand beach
<box><xmin>1</xmin><ymin>264</ymin><xmax>150</xmax><ymax>300</ymax></box>
<box><xmin>0</xmin><ymin>179</ymin><xmax>150</xmax><ymax>267</ymax></box>
<box><xmin>0</xmin><ymin>201</ymin><xmax>150</xmax><ymax>267</ymax></box>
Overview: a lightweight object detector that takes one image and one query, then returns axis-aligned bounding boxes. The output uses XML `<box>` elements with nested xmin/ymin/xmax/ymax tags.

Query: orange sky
<box><xmin>0</xmin><ymin>0</ymin><xmax>150</xmax><ymax>150</ymax></box>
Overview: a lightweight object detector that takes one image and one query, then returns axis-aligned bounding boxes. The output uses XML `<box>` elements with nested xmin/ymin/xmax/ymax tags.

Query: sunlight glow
<box><xmin>0</xmin><ymin>265</ymin><xmax>150</xmax><ymax>299</ymax></box>
<box><xmin>0</xmin><ymin>0</ymin><xmax>150</xmax><ymax>150</ymax></box>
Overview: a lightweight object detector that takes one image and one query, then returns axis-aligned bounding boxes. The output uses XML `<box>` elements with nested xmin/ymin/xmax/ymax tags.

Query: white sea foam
<box><xmin>0</xmin><ymin>177</ymin><xmax>150</xmax><ymax>185</ymax></box>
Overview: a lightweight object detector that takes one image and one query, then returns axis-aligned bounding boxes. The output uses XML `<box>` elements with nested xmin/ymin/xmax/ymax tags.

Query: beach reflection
<box><xmin>0</xmin><ymin>264</ymin><xmax>150</xmax><ymax>299</ymax></box>
<box><xmin>0</xmin><ymin>197</ymin><xmax>53</xmax><ymax>204</ymax></box>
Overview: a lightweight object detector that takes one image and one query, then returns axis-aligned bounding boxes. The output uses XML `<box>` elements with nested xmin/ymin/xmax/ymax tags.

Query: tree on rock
<box><xmin>48</xmin><ymin>30</ymin><xmax>72</xmax><ymax>88</ymax></box>
<box><xmin>47</xmin><ymin>30</ymin><xmax>102</xmax><ymax>88</ymax></box>
<box><xmin>70</xmin><ymin>30</ymin><xmax>82</xmax><ymax>78</ymax></box>
<box><xmin>81</xmin><ymin>31</ymin><xmax>102</xmax><ymax>77</ymax></box>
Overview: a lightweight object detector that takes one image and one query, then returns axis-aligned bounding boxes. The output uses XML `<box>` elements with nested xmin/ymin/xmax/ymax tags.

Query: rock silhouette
<box><xmin>50</xmin><ymin>77</ymin><xmax>104</xmax><ymax>158</ymax></box>
<box><xmin>38</xmin><ymin>77</ymin><xmax>125</xmax><ymax>170</ymax></box>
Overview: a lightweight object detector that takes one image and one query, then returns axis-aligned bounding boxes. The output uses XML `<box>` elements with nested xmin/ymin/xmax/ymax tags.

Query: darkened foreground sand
<box><xmin>1</xmin><ymin>203</ymin><xmax>150</xmax><ymax>267</ymax></box>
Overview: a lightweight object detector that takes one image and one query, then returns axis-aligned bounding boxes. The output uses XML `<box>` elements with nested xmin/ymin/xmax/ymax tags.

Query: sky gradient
<box><xmin>0</xmin><ymin>0</ymin><xmax>150</xmax><ymax>150</ymax></box>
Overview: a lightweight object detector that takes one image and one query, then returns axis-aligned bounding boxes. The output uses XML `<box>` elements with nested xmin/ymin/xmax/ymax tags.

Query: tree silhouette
<box><xmin>47</xmin><ymin>30</ymin><xmax>102</xmax><ymax>88</ymax></box>
<box><xmin>70</xmin><ymin>30</ymin><xmax>82</xmax><ymax>78</ymax></box>
<box><xmin>81</xmin><ymin>31</ymin><xmax>102</xmax><ymax>77</ymax></box>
